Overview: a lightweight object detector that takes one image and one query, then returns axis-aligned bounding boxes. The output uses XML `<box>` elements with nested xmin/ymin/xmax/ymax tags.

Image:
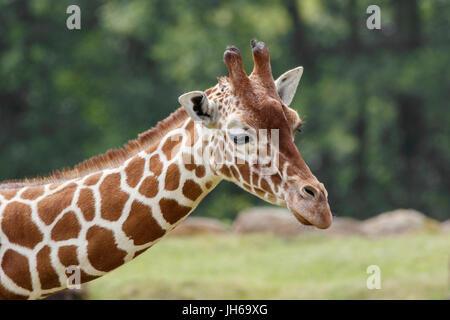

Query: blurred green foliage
<box><xmin>0</xmin><ymin>0</ymin><xmax>448</xmax><ymax>220</ymax></box>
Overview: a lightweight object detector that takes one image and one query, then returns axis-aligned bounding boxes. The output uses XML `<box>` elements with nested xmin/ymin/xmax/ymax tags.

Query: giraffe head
<box><xmin>179</xmin><ymin>40</ymin><xmax>332</xmax><ymax>229</ymax></box>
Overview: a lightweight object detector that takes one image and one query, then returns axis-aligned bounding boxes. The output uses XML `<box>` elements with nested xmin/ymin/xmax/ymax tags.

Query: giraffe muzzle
<box><xmin>285</xmin><ymin>182</ymin><xmax>332</xmax><ymax>229</ymax></box>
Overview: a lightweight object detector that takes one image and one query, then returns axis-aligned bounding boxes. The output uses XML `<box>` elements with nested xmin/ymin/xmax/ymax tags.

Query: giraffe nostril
<box><xmin>300</xmin><ymin>185</ymin><xmax>318</xmax><ymax>200</ymax></box>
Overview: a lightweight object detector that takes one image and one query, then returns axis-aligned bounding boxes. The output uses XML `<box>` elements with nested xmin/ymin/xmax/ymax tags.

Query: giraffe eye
<box><xmin>229</xmin><ymin>128</ymin><xmax>252</xmax><ymax>145</ymax></box>
<box><xmin>228</xmin><ymin>126</ymin><xmax>253</xmax><ymax>145</ymax></box>
<box><xmin>232</xmin><ymin>134</ymin><xmax>251</xmax><ymax>145</ymax></box>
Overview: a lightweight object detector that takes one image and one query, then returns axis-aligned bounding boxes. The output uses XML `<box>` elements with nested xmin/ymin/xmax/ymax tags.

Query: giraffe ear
<box><xmin>179</xmin><ymin>91</ymin><xmax>217</xmax><ymax>126</ymax></box>
<box><xmin>274</xmin><ymin>66</ymin><xmax>303</xmax><ymax>106</ymax></box>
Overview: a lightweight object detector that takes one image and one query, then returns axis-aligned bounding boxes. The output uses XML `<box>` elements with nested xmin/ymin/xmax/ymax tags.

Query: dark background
<box><xmin>0</xmin><ymin>0</ymin><xmax>448</xmax><ymax>221</ymax></box>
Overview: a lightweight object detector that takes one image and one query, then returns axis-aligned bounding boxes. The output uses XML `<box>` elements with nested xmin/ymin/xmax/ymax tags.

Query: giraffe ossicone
<box><xmin>0</xmin><ymin>40</ymin><xmax>332</xmax><ymax>299</ymax></box>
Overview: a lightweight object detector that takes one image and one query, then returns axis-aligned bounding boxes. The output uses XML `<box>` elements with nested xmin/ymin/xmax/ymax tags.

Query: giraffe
<box><xmin>0</xmin><ymin>40</ymin><xmax>332</xmax><ymax>299</ymax></box>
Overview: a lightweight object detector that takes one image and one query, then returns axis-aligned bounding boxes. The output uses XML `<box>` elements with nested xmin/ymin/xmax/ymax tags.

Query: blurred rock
<box><xmin>231</xmin><ymin>207</ymin><xmax>363</xmax><ymax>237</ymax></box>
<box><xmin>169</xmin><ymin>217</ymin><xmax>228</xmax><ymax>236</ymax></box>
<box><xmin>315</xmin><ymin>217</ymin><xmax>364</xmax><ymax>236</ymax></box>
<box><xmin>361</xmin><ymin>209</ymin><xmax>439</xmax><ymax>237</ymax></box>
<box><xmin>232</xmin><ymin>207</ymin><xmax>307</xmax><ymax>237</ymax></box>
<box><xmin>441</xmin><ymin>220</ymin><xmax>450</xmax><ymax>233</ymax></box>
<box><xmin>43</xmin><ymin>289</ymin><xmax>84</xmax><ymax>300</ymax></box>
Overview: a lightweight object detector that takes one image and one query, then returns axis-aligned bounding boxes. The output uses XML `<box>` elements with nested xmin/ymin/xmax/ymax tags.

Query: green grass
<box><xmin>86</xmin><ymin>232</ymin><xmax>449</xmax><ymax>299</ymax></box>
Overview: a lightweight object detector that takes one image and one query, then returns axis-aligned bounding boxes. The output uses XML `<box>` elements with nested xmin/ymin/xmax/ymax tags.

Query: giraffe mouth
<box><xmin>291</xmin><ymin>210</ymin><xmax>313</xmax><ymax>226</ymax></box>
<box><xmin>285</xmin><ymin>189</ymin><xmax>332</xmax><ymax>229</ymax></box>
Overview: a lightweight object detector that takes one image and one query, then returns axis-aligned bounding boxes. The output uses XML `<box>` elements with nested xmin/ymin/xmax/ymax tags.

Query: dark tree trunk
<box><xmin>394</xmin><ymin>0</ymin><xmax>421</xmax><ymax>49</ymax></box>
<box><xmin>393</xmin><ymin>0</ymin><xmax>424</xmax><ymax>210</ymax></box>
<box><xmin>346</xmin><ymin>0</ymin><xmax>369</xmax><ymax>217</ymax></box>
<box><xmin>285</xmin><ymin>0</ymin><xmax>314</xmax><ymax>68</ymax></box>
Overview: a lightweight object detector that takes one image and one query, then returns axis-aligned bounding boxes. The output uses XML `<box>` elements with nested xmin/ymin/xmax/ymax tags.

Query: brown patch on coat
<box><xmin>0</xmin><ymin>189</ymin><xmax>18</xmax><ymax>200</ymax></box>
<box><xmin>237</xmin><ymin>163</ymin><xmax>250</xmax><ymax>184</ymax></box>
<box><xmin>86</xmin><ymin>226</ymin><xmax>127</xmax><ymax>272</ymax></box>
<box><xmin>125</xmin><ymin>157</ymin><xmax>145</xmax><ymax>188</ymax></box>
<box><xmin>185</xmin><ymin>121</ymin><xmax>197</xmax><ymax>147</ymax></box>
<box><xmin>84</xmin><ymin>172</ymin><xmax>102</xmax><ymax>186</ymax></box>
<box><xmin>2</xmin><ymin>249</ymin><xmax>32</xmax><ymax>291</ymax></box>
<box><xmin>254</xmin><ymin>187</ymin><xmax>266</xmax><ymax>198</ymax></box>
<box><xmin>219</xmin><ymin>166</ymin><xmax>232</xmax><ymax>178</ymax></box>
<box><xmin>162</xmin><ymin>134</ymin><xmax>182</xmax><ymax>160</ymax></box>
<box><xmin>260</xmin><ymin>179</ymin><xmax>273</xmax><ymax>194</ymax></box>
<box><xmin>164</xmin><ymin>163</ymin><xmax>180</xmax><ymax>191</ymax></box>
<box><xmin>185</xmin><ymin>163</ymin><xmax>196</xmax><ymax>171</ymax></box>
<box><xmin>99</xmin><ymin>173</ymin><xmax>129</xmax><ymax>221</ymax></box>
<box><xmin>138</xmin><ymin>176</ymin><xmax>159</xmax><ymax>198</ymax></box>
<box><xmin>0</xmin><ymin>282</ymin><xmax>27</xmax><ymax>300</ymax></box>
<box><xmin>159</xmin><ymin>198</ymin><xmax>191</xmax><ymax>224</ymax></box>
<box><xmin>230</xmin><ymin>166</ymin><xmax>240</xmax><ymax>180</ymax></box>
<box><xmin>270</xmin><ymin>175</ymin><xmax>281</xmax><ymax>193</ymax></box>
<box><xmin>58</xmin><ymin>245</ymin><xmax>78</xmax><ymax>267</ymax></box>
<box><xmin>252</xmin><ymin>172</ymin><xmax>259</xmax><ymax>184</ymax></box>
<box><xmin>37</xmin><ymin>183</ymin><xmax>76</xmax><ymax>225</ymax></box>
<box><xmin>182</xmin><ymin>180</ymin><xmax>203</xmax><ymax>201</ymax></box>
<box><xmin>51</xmin><ymin>211</ymin><xmax>81</xmax><ymax>241</ymax></box>
<box><xmin>36</xmin><ymin>246</ymin><xmax>60</xmax><ymax>290</ymax></box>
<box><xmin>2</xmin><ymin>202</ymin><xmax>43</xmax><ymax>248</ymax></box>
<box><xmin>77</xmin><ymin>188</ymin><xmax>95</xmax><ymax>221</ymax></box>
<box><xmin>21</xmin><ymin>186</ymin><xmax>44</xmax><ymax>200</ymax></box>
<box><xmin>195</xmin><ymin>165</ymin><xmax>206</xmax><ymax>178</ymax></box>
<box><xmin>149</xmin><ymin>154</ymin><xmax>163</xmax><ymax>176</ymax></box>
<box><xmin>122</xmin><ymin>201</ymin><xmax>165</xmax><ymax>245</ymax></box>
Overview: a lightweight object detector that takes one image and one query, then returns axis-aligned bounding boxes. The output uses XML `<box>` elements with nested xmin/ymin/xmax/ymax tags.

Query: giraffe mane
<box><xmin>0</xmin><ymin>107</ymin><xmax>189</xmax><ymax>189</ymax></box>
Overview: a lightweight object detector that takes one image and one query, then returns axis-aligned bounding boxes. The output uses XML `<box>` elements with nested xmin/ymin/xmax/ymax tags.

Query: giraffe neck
<box><xmin>0</xmin><ymin>117</ymin><xmax>222</xmax><ymax>299</ymax></box>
